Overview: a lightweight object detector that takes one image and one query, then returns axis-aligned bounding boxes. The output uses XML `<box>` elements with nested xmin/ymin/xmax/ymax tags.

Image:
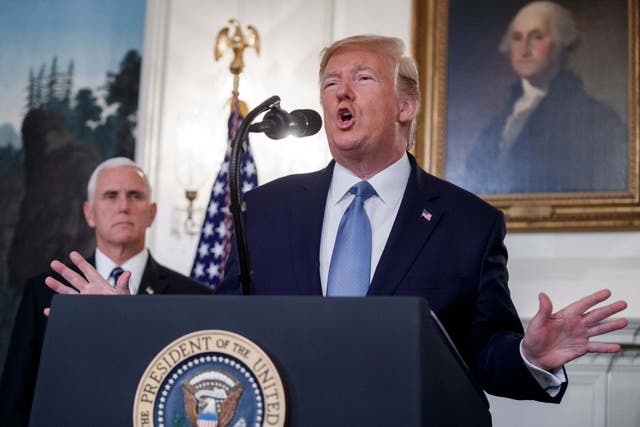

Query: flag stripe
<box><xmin>190</xmin><ymin>95</ymin><xmax>258</xmax><ymax>289</ymax></box>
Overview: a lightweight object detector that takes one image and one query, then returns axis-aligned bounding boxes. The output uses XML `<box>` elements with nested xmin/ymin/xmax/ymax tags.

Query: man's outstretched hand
<box><xmin>522</xmin><ymin>289</ymin><xmax>628</xmax><ymax>371</ymax></box>
<box><xmin>43</xmin><ymin>251</ymin><xmax>131</xmax><ymax>316</ymax></box>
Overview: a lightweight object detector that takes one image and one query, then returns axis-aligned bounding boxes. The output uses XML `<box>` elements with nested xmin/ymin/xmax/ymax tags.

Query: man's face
<box><xmin>509</xmin><ymin>9</ymin><xmax>557</xmax><ymax>85</ymax></box>
<box><xmin>84</xmin><ymin>165</ymin><xmax>156</xmax><ymax>252</ymax></box>
<box><xmin>320</xmin><ymin>46</ymin><xmax>414</xmax><ymax>175</ymax></box>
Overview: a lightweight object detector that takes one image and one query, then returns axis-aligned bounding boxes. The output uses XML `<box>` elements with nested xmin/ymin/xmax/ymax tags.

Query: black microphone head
<box><xmin>290</xmin><ymin>109</ymin><xmax>323</xmax><ymax>137</ymax></box>
<box><xmin>262</xmin><ymin>108</ymin><xmax>291</xmax><ymax>139</ymax></box>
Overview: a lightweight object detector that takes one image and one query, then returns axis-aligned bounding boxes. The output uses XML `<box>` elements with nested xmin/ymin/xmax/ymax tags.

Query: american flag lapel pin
<box><xmin>421</xmin><ymin>209</ymin><xmax>433</xmax><ymax>222</ymax></box>
<box><xmin>144</xmin><ymin>286</ymin><xmax>155</xmax><ymax>295</ymax></box>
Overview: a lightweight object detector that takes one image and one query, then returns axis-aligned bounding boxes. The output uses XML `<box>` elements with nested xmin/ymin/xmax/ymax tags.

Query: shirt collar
<box><xmin>521</xmin><ymin>78</ymin><xmax>547</xmax><ymax>100</ymax></box>
<box><xmin>95</xmin><ymin>247</ymin><xmax>148</xmax><ymax>294</ymax></box>
<box><xmin>329</xmin><ymin>152</ymin><xmax>410</xmax><ymax>208</ymax></box>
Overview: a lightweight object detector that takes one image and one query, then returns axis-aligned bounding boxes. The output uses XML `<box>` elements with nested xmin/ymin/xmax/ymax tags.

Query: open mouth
<box><xmin>337</xmin><ymin>108</ymin><xmax>354</xmax><ymax>128</ymax></box>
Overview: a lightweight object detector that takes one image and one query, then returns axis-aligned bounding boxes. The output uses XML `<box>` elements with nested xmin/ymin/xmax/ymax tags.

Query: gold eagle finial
<box><xmin>214</xmin><ymin>19</ymin><xmax>260</xmax><ymax>77</ymax></box>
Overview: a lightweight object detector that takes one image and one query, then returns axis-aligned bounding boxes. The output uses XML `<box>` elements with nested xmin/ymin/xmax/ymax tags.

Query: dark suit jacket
<box><xmin>218</xmin><ymin>153</ymin><xmax>567</xmax><ymax>403</ymax></box>
<box><xmin>0</xmin><ymin>253</ymin><xmax>211</xmax><ymax>426</ymax></box>
<box><xmin>462</xmin><ymin>70</ymin><xmax>627</xmax><ymax>194</ymax></box>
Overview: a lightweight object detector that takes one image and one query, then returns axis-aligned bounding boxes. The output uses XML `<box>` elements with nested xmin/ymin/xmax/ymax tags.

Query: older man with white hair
<box><xmin>464</xmin><ymin>1</ymin><xmax>627</xmax><ymax>194</ymax></box>
<box><xmin>0</xmin><ymin>157</ymin><xmax>211</xmax><ymax>426</ymax></box>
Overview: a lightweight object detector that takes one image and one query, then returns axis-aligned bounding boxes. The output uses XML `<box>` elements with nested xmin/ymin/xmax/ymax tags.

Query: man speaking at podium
<box><xmin>216</xmin><ymin>34</ymin><xmax>627</xmax><ymax>402</ymax></box>
<box><xmin>46</xmin><ymin>35</ymin><xmax>627</xmax><ymax>404</ymax></box>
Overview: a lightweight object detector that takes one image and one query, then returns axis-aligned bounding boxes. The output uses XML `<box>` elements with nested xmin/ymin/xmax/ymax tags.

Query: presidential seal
<box><xmin>133</xmin><ymin>330</ymin><xmax>286</xmax><ymax>427</ymax></box>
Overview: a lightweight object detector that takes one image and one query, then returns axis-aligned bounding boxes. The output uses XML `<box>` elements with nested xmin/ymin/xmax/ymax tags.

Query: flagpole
<box><xmin>213</xmin><ymin>20</ymin><xmax>261</xmax><ymax>294</ymax></box>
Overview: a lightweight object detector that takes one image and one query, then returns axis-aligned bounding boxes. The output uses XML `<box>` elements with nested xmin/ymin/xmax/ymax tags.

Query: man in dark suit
<box><xmin>215</xmin><ymin>34</ymin><xmax>627</xmax><ymax>402</ymax></box>
<box><xmin>46</xmin><ymin>36</ymin><xmax>627</xmax><ymax>405</ymax></box>
<box><xmin>0</xmin><ymin>157</ymin><xmax>211</xmax><ymax>425</ymax></box>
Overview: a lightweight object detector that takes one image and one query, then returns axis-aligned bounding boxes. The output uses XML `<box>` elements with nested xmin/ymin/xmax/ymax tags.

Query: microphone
<box><xmin>249</xmin><ymin>107</ymin><xmax>322</xmax><ymax>139</ymax></box>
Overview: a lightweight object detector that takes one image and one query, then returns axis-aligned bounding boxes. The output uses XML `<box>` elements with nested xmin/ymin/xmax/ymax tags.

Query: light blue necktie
<box><xmin>327</xmin><ymin>181</ymin><xmax>376</xmax><ymax>296</ymax></box>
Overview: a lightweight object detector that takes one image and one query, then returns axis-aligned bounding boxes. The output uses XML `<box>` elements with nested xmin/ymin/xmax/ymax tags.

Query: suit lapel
<box><xmin>137</xmin><ymin>255</ymin><xmax>166</xmax><ymax>295</ymax></box>
<box><xmin>368</xmin><ymin>155</ymin><xmax>443</xmax><ymax>296</ymax></box>
<box><xmin>289</xmin><ymin>162</ymin><xmax>334</xmax><ymax>295</ymax></box>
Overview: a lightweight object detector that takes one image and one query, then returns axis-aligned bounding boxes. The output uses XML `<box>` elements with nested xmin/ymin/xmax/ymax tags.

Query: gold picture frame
<box><xmin>412</xmin><ymin>0</ymin><xmax>640</xmax><ymax>231</ymax></box>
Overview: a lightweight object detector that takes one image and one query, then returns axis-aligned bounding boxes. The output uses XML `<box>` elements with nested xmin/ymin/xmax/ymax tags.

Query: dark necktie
<box><xmin>108</xmin><ymin>266</ymin><xmax>124</xmax><ymax>287</ymax></box>
<box><xmin>327</xmin><ymin>181</ymin><xmax>376</xmax><ymax>296</ymax></box>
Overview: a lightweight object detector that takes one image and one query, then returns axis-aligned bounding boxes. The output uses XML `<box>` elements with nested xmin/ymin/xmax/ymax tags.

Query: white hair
<box><xmin>86</xmin><ymin>157</ymin><xmax>152</xmax><ymax>203</ymax></box>
<box><xmin>499</xmin><ymin>1</ymin><xmax>579</xmax><ymax>57</ymax></box>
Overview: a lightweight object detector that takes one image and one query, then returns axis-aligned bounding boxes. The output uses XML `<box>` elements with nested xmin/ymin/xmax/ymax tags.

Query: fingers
<box><xmin>536</xmin><ymin>292</ymin><xmax>553</xmax><ymax>317</ymax></box>
<box><xmin>583</xmin><ymin>300</ymin><xmax>628</xmax><ymax>325</ymax></box>
<box><xmin>50</xmin><ymin>259</ymin><xmax>88</xmax><ymax>292</ymax></box>
<box><xmin>45</xmin><ymin>275</ymin><xmax>79</xmax><ymax>295</ymax></box>
<box><xmin>586</xmin><ymin>341</ymin><xmax>622</xmax><ymax>354</ymax></box>
<box><xmin>43</xmin><ymin>308</ymin><xmax>50</xmax><ymax>317</ymax></box>
<box><xmin>115</xmin><ymin>270</ymin><xmax>132</xmax><ymax>295</ymax></box>
<box><xmin>587</xmin><ymin>317</ymin><xmax>629</xmax><ymax>337</ymax></box>
<box><xmin>49</xmin><ymin>252</ymin><xmax>118</xmax><ymax>295</ymax></box>
<box><xmin>69</xmin><ymin>251</ymin><xmax>105</xmax><ymax>284</ymax></box>
<box><xmin>565</xmin><ymin>289</ymin><xmax>613</xmax><ymax>316</ymax></box>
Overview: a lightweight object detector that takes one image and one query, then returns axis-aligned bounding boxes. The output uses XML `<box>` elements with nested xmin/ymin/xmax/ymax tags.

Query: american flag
<box><xmin>190</xmin><ymin>94</ymin><xmax>258</xmax><ymax>289</ymax></box>
<box><xmin>421</xmin><ymin>209</ymin><xmax>432</xmax><ymax>222</ymax></box>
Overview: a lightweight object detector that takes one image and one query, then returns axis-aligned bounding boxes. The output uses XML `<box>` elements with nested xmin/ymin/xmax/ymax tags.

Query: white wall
<box><xmin>137</xmin><ymin>0</ymin><xmax>640</xmax><ymax>424</ymax></box>
<box><xmin>138</xmin><ymin>0</ymin><xmax>640</xmax><ymax>319</ymax></box>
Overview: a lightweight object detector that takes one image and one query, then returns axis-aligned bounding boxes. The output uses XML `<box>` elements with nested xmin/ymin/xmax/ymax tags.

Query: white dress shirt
<box><xmin>95</xmin><ymin>247</ymin><xmax>148</xmax><ymax>295</ymax></box>
<box><xmin>319</xmin><ymin>153</ymin><xmax>411</xmax><ymax>296</ymax></box>
<box><xmin>318</xmin><ymin>151</ymin><xmax>565</xmax><ymax>395</ymax></box>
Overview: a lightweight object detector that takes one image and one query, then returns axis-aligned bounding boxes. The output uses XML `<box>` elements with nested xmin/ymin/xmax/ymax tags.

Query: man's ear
<box><xmin>147</xmin><ymin>203</ymin><xmax>157</xmax><ymax>227</ymax></box>
<box><xmin>83</xmin><ymin>201</ymin><xmax>96</xmax><ymax>228</ymax></box>
<box><xmin>398</xmin><ymin>96</ymin><xmax>418</xmax><ymax>124</ymax></box>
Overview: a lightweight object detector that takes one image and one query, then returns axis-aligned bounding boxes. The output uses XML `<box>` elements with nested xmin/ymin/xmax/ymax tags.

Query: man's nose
<box><xmin>336</xmin><ymin>80</ymin><xmax>354</xmax><ymax>100</ymax></box>
<box><xmin>518</xmin><ymin>39</ymin><xmax>532</xmax><ymax>56</ymax></box>
<box><xmin>116</xmin><ymin>195</ymin><xmax>130</xmax><ymax>211</ymax></box>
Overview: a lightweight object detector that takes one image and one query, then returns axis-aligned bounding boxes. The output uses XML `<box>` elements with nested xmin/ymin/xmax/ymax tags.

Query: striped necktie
<box><xmin>108</xmin><ymin>266</ymin><xmax>124</xmax><ymax>287</ymax></box>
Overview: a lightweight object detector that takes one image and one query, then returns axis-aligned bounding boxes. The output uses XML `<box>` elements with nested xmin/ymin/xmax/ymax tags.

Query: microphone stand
<box><xmin>229</xmin><ymin>95</ymin><xmax>281</xmax><ymax>295</ymax></box>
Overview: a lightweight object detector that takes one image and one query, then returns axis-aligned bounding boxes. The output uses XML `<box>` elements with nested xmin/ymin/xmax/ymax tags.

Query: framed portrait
<box><xmin>412</xmin><ymin>0</ymin><xmax>640</xmax><ymax>231</ymax></box>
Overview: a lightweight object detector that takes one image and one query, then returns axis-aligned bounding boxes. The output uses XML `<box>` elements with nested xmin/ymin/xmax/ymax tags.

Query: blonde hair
<box><xmin>319</xmin><ymin>35</ymin><xmax>421</xmax><ymax>149</ymax></box>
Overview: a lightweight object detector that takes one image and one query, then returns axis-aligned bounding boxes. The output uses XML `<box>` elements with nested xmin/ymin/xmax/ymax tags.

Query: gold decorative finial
<box><xmin>214</xmin><ymin>19</ymin><xmax>260</xmax><ymax>93</ymax></box>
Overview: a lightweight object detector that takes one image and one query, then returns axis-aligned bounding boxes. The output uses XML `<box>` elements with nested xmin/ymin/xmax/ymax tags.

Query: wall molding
<box><xmin>137</xmin><ymin>0</ymin><xmax>171</xmax><ymax>248</ymax></box>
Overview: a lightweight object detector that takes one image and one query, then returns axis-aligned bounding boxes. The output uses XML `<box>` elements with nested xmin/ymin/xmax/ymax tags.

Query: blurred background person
<box><xmin>0</xmin><ymin>157</ymin><xmax>211</xmax><ymax>426</ymax></box>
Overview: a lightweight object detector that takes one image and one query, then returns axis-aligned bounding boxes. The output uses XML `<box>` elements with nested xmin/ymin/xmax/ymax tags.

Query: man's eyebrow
<box><xmin>99</xmin><ymin>189</ymin><xmax>118</xmax><ymax>198</ymax></box>
<box><xmin>322</xmin><ymin>65</ymin><xmax>374</xmax><ymax>79</ymax></box>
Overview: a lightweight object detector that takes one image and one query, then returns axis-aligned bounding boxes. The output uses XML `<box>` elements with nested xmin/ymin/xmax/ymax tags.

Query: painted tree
<box><xmin>103</xmin><ymin>49</ymin><xmax>141</xmax><ymax>159</ymax></box>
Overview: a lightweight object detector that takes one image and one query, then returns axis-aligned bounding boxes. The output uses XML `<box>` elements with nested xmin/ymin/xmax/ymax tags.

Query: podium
<box><xmin>31</xmin><ymin>295</ymin><xmax>491</xmax><ymax>426</ymax></box>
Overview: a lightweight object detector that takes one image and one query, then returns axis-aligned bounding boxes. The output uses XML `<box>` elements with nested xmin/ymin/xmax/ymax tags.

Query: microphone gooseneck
<box><xmin>229</xmin><ymin>96</ymin><xmax>321</xmax><ymax>295</ymax></box>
